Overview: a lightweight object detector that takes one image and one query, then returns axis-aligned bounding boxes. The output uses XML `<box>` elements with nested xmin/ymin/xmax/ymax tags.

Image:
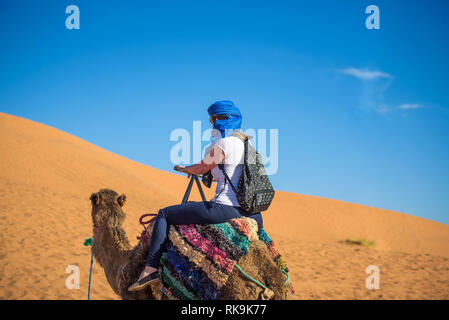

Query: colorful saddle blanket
<box><xmin>159</xmin><ymin>216</ymin><xmax>289</xmax><ymax>300</ymax></box>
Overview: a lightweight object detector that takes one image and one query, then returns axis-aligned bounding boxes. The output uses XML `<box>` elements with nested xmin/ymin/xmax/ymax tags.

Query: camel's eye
<box><xmin>117</xmin><ymin>194</ymin><xmax>126</xmax><ymax>207</ymax></box>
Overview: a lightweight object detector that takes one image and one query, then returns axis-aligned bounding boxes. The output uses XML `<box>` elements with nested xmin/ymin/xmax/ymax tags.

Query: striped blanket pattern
<box><xmin>158</xmin><ymin>216</ymin><xmax>289</xmax><ymax>300</ymax></box>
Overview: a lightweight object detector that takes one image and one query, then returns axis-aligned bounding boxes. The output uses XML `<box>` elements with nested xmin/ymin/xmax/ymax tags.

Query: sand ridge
<box><xmin>0</xmin><ymin>112</ymin><xmax>448</xmax><ymax>299</ymax></box>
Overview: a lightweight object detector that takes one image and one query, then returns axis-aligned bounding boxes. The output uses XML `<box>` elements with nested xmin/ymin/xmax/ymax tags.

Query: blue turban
<box><xmin>207</xmin><ymin>100</ymin><xmax>242</xmax><ymax>138</ymax></box>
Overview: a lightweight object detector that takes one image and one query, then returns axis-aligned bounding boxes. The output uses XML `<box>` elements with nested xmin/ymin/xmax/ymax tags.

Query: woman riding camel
<box><xmin>128</xmin><ymin>100</ymin><xmax>263</xmax><ymax>291</ymax></box>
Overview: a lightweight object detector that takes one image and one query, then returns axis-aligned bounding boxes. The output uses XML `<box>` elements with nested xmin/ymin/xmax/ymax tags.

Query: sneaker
<box><xmin>128</xmin><ymin>271</ymin><xmax>160</xmax><ymax>292</ymax></box>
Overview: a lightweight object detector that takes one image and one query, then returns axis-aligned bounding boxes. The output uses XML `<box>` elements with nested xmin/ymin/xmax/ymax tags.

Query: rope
<box><xmin>234</xmin><ymin>263</ymin><xmax>268</xmax><ymax>290</ymax></box>
<box><xmin>84</xmin><ymin>237</ymin><xmax>94</xmax><ymax>300</ymax></box>
<box><xmin>137</xmin><ymin>213</ymin><xmax>158</xmax><ymax>244</ymax></box>
<box><xmin>235</xmin><ymin>263</ymin><xmax>290</xmax><ymax>290</ymax></box>
<box><xmin>281</xmin><ymin>269</ymin><xmax>290</xmax><ymax>285</ymax></box>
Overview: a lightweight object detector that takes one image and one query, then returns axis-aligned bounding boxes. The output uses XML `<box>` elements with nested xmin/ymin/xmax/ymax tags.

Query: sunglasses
<box><xmin>210</xmin><ymin>114</ymin><xmax>229</xmax><ymax>123</ymax></box>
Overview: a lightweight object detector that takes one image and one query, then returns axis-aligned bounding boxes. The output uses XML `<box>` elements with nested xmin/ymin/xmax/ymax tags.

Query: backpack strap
<box><xmin>218</xmin><ymin>163</ymin><xmax>239</xmax><ymax>195</ymax></box>
<box><xmin>231</xmin><ymin>131</ymin><xmax>250</xmax><ymax>141</ymax></box>
<box><xmin>216</xmin><ymin>131</ymin><xmax>249</xmax><ymax>198</ymax></box>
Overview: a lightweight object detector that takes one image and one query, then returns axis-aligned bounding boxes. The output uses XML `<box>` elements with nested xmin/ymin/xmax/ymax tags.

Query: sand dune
<box><xmin>0</xmin><ymin>112</ymin><xmax>448</xmax><ymax>300</ymax></box>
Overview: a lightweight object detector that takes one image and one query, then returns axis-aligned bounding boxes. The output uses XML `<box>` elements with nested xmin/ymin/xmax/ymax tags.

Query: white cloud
<box><xmin>375</xmin><ymin>104</ymin><xmax>390</xmax><ymax>114</ymax></box>
<box><xmin>337</xmin><ymin>67</ymin><xmax>424</xmax><ymax>115</ymax></box>
<box><xmin>398</xmin><ymin>103</ymin><xmax>424</xmax><ymax>110</ymax></box>
<box><xmin>339</xmin><ymin>67</ymin><xmax>392</xmax><ymax>80</ymax></box>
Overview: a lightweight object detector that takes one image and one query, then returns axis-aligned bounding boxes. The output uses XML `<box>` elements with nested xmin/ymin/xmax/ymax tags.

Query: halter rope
<box><xmin>137</xmin><ymin>213</ymin><xmax>158</xmax><ymax>244</ymax></box>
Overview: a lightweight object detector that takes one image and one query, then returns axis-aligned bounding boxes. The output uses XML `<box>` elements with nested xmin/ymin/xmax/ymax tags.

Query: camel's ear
<box><xmin>90</xmin><ymin>193</ymin><xmax>101</xmax><ymax>205</ymax></box>
<box><xmin>117</xmin><ymin>194</ymin><xmax>126</xmax><ymax>207</ymax></box>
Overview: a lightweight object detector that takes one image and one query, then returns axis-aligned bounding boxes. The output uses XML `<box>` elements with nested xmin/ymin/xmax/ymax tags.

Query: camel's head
<box><xmin>90</xmin><ymin>189</ymin><xmax>127</xmax><ymax>228</ymax></box>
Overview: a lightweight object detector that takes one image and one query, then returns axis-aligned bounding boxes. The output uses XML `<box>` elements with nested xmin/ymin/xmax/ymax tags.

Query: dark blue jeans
<box><xmin>146</xmin><ymin>201</ymin><xmax>263</xmax><ymax>268</ymax></box>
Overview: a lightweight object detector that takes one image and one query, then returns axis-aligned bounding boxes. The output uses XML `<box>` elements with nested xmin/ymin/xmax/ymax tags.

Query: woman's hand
<box><xmin>173</xmin><ymin>147</ymin><xmax>224</xmax><ymax>178</ymax></box>
<box><xmin>174</xmin><ymin>165</ymin><xmax>192</xmax><ymax>178</ymax></box>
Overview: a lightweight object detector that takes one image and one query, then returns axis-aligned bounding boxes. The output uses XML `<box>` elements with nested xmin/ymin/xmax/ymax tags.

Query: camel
<box><xmin>89</xmin><ymin>188</ymin><xmax>293</xmax><ymax>300</ymax></box>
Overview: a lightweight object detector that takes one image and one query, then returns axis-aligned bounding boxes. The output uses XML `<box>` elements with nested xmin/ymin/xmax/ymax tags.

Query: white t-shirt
<box><xmin>208</xmin><ymin>136</ymin><xmax>245</xmax><ymax>207</ymax></box>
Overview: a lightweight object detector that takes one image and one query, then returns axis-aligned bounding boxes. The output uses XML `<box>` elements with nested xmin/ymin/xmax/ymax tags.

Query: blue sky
<box><xmin>1</xmin><ymin>0</ymin><xmax>449</xmax><ymax>224</ymax></box>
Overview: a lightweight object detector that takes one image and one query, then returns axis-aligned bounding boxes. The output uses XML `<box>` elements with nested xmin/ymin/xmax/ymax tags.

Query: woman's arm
<box><xmin>175</xmin><ymin>145</ymin><xmax>225</xmax><ymax>177</ymax></box>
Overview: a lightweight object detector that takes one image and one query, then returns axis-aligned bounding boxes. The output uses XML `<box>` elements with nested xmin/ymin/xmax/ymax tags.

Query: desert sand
<box><xmin>0</xmin><ymin>112</ymin><xmax>448</xmax><ymax>300</ymax></box>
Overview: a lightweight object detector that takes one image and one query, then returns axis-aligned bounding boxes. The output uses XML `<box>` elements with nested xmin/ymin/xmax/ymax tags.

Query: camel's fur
<box><xmin>90</xmin><ymin>189</ymin><xmax>292</xmax><ymax>300</ymax></box>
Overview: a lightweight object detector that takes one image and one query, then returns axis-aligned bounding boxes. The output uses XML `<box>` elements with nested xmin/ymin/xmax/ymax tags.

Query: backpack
<box><xmin>217</xmin><ymin>131</ymin><xmax>275</xmax><ymax>214</ymax></box>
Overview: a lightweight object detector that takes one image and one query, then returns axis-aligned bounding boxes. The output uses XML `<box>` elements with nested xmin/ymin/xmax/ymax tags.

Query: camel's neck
<box><xmin>92</xmin><ymin>226</ymin><xmax>132</xmax><ymax>291</ymax></box>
